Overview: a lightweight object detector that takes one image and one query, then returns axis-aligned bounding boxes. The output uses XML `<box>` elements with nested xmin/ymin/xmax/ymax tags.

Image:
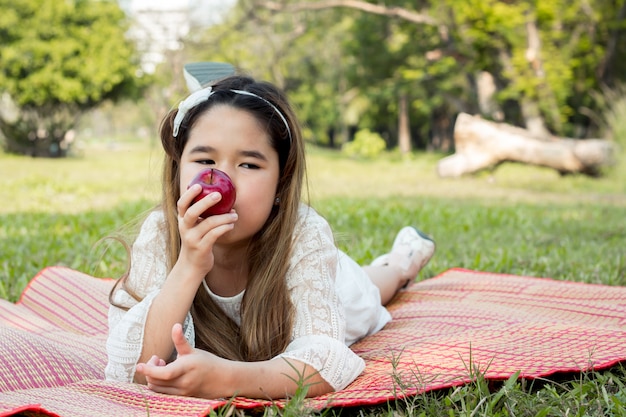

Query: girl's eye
<box><xmin>197</xmin><ymin>159</ymin><xmax>215</xmax><ymax>165</ymax></box>
<box><xmin>241</xmin><ymin>163</ymin><xmax>260</xmax><ymax>169</ymax></box>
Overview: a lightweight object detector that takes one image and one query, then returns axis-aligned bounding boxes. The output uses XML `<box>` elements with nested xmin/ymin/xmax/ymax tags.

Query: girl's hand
<box><xmin>176</xmin><ymin>184</ymin><xmax>238</xmax><ymax>276</ymax></box>
<box><xmin>137</xmin><ymin>325</ymin><xmax>335</xmax><ymax>399</ymax></box>
<box><xmin>137</xmin><ymin>323</ymin><xmax>228</xmax><ymax>398</ymax></box>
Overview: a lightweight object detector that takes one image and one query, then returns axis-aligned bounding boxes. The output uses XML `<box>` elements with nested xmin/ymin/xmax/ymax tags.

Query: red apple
<box><xmin>188</xmin><ymin>168</ymin><xmax>236</xmax><ymax>217</ymax></box>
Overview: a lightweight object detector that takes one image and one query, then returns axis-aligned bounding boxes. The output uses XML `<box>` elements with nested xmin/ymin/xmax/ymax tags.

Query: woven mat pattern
<box><xmin>0</xmin><ymin>267</ymin><xmax>110</xmax><ymax>392</ymax></box>
<box><xmin>1</xmin><ymin>267</ymin><xmax>626</xmax><ymax>416</ymax></box>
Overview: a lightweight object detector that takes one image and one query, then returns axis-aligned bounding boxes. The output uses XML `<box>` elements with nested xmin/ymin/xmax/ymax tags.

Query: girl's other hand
<box><xmin>138</xmin><ymin>324</ymin><xmax>334</xmax><ymax>399</ymax></box>
<box><xmin>137</xmin><ymin>323</ymin><xmax>228</xmax><ymax>398</ymax></box>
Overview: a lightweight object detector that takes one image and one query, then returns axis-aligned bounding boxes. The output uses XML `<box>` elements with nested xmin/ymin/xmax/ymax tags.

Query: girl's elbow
<box><xmin>304</xmin><ymin>379</ymin><xmax>334</xmax><ymax>397</ymax></box>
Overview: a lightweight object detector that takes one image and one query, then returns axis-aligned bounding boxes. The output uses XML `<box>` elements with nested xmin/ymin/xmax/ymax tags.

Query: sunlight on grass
<box><xmin>1</xmin><ymin>143</ymin><xmax>625</xmax><ymax>216</ymax></box>
<box><xmin>0</xmin><ymin>143</ymin><xmax>162</xmax><ymax>214</ymax></box>
<box><xmin>305</xmin><ymin>147</ymin><xmax>626</xmax><ymax>206</ymax></box>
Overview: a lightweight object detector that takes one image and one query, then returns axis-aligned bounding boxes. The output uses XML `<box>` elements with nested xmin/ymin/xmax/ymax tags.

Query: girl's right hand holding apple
<box><xmin>176</xmin><ymin>184</ymin><xmax>238</xmax><ymax>279</ymax></box>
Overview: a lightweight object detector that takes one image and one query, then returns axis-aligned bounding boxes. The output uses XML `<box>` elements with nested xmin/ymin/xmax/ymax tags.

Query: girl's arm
<box><xmin>136</xmin><ymin>187</ymin><xmax>237</xmax><ymax>383</ymax></box>
<box><xmin>137</xmin><ymin>323</ymin><xmax>333</xmax><ymax>399</ymax></box>
<box><xmin>133</xmin><ymin>260</ymin><xmax>205</xmax><ymax>384</ymax></box>
<box><xmin>107</xmin><ymin>188</ymin><xmax>236</xmax><ymax>383</ymax></box>
<box><xmin>106</xmin><ymin>210</ymin><xmax>174</xmax><ymax>382</ymax></box>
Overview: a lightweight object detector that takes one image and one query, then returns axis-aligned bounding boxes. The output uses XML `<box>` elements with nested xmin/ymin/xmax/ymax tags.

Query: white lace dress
<box><xmin>105</xmin><ymin>204</ymin><xmax>391</xmax><ymax>391</ymax></box>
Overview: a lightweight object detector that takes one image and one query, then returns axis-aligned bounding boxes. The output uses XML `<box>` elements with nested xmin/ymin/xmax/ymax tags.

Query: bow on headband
<box><xmin>172</xmin><ymin>87</ymin><xmax>215</xmax><ymax>137</ymax></box>
<box><xmin>173</xmin><ymin>62</ymin><xmax>292</xmax><ymax>142</ymax></box>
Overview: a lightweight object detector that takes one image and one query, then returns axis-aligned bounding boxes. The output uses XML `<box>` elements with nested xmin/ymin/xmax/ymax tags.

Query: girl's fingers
<box><xmin>178</xmin><ymin>185</ymin><xmax>224</xmax><ymax>221</ymax></box>
<box><xmin>171</xmin><ymin>324</ymin><xmax>193</xmax><ymax>357</ymax></box>
<box><xmin>177</xmin><ymin>184</ymin><xmax>203</xmax><ymax>216</ymax></box>
<box><xmin>140</xmin><ymin>361</ymin><xmax>183</xmax><ymax>382</ymax></box>
<box><xmin>146</xmin><ymin>382</ymin><xmax>180</xmax><ymax>395</ymax></box>
<box><xmin>146</xmin><ymin>355</ymin><xmax>164</xmax><ymax>366</ymax></box>
<box><xmin>186</xmin><ymin>192</ymin><xmax>223</xmax><ymax>220</ymax></box>
<box><xmin>179</xmin><ymin>211</ymin><xmax>237</xmax><ymax>246</ymax></box>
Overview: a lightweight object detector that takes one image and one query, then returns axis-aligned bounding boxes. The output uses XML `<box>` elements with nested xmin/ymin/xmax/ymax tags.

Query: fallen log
<box><xmin>437</xmin><ymin>113</ymin><xmax>616</xmax><ymax>178</ymax></box>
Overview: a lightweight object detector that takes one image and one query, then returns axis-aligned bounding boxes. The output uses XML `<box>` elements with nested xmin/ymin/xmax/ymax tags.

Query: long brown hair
<box><xmin>114</xmin><ymin>75</ymin><xmax>306</xmax><ymax>361</ymax></box>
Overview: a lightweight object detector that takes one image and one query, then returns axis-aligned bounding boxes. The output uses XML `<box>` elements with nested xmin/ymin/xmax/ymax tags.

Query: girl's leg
<box><xmin>365</xmin><ymin>227</ymin><xmax>435</xmax><ymax>305</ymax></box>
<box><xmin>362</xmin><ymin>264</ymin><xmax>408</xmax><ymax>305</ymax></box>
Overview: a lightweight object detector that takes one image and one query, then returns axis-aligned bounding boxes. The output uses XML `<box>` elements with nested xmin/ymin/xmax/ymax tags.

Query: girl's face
<box><xmin>179</xmin><ymin>104</ymin><xmax>280</xmax><ymax>246</ymax></box>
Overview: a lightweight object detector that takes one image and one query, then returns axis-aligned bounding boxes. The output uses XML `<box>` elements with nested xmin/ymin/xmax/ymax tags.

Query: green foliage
<box><xmin>446</xmin><ymin>0</ymin><xmax>600</xmax><ymax>134</ymax></box>
<box><xmin>0</xmin><ymin>0</ymin><xmax>141</xmax><ymax>106</ymax></box>
<box><xmin>341</xmin><ymin>129</ymin><xmax>387</xmax><ymax>158</ymax></box>
<box><xmin>192</xmin><ymin>0</ymin><xmax>626</xmax><ymax>150</ymax></box>
<box><xmin>187</xmin><ymin>4</ymin><xmax>353</xmax><ymax>147</ymax></box>
<box><xmin>340</xmin><ymin>7</ymin><xmax>466</xmax><ymax>147</ymax></box>
<box><xmin>596</xmin><ymin>83</ymin><xmax>626</xmax><ymax>149</ymax></box>
<box><xmin>0</xmin><ymin>0</ymin><xmax>145</xmax><ymax>156</ymax></box>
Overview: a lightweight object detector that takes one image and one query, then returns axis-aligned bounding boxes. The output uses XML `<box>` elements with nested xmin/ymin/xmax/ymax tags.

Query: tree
<box><xmin>251</xmin><ymin>0</ymin><xmax>626</xmax><ymax>150</ymax></box>
<box><xmin>185</xmin><ymin>0</ymin><xmax>354</xmax><ymax>147</ymax></box>
<box><xmin>442</xmin><ymin>0</ymin><xmax>622</xmax><ymax>138</ymax></box>
<box><xmin>0</xmin><ymin>0</ymin><xmax>144</xmax><ymax>157</ymax></box>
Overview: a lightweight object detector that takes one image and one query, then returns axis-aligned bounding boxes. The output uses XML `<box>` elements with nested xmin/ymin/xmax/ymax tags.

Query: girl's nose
<box><xmin>215</xmin><ymin>166</ymin><xmax>234</xmax><ymax>182</ymax></box>
<box><xmin>213</xmin><ymin>166</ymin><xmax>235</xmax><ymax>188</ymax></box>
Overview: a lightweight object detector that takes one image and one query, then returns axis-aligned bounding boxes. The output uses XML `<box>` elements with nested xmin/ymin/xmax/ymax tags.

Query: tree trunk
<box><xmin>524</xmin><ymin>13</ymin><xmax>562</xmax><ymax>133</ymax></box>
<box><xmin>476</xmin><ymin>71</ymin><xmax>503</xmax><ymax>121</ymax></box>
<box><xmin>599</xmin><ymin>0</ymin><xmax>626</xmax><ymax>86</ymax></box>
<box><xmin>437</xmin><ymin>113</ymin><xmax>615</xmax><ymax>178</ymax></box>
<box><xmin>430</xmin><ymin>108</ymin><xmax>453</xmax><ymax>152</ymax></box>
<box><xmin>398</xmin><ymin>93</ymin><xmax>411</xmax><ymax>154</ymax></box>
<box><xmin>497</xmin><ymin>48</ymin><xmax>551</xmax><ymax>139</ymax></box>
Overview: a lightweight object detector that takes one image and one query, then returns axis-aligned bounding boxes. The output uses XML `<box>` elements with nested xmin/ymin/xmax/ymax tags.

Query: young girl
<box><xmin>105</xmin><ymin>74</ymin><xmax>435</xmax><ymax>399</ymax></box>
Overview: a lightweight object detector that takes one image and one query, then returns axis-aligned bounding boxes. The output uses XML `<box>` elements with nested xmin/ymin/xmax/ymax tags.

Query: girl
<box><xmin>105</xmin><ymin>74</ymin><xmax>435</xmax><ymax>399</ymax></box>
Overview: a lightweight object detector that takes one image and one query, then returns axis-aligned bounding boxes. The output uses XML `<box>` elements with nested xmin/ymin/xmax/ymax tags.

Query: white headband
<box><xmin>172</xmin><ymin>86</ymin><xmax>292</xmax><ymax>143</ymax></box>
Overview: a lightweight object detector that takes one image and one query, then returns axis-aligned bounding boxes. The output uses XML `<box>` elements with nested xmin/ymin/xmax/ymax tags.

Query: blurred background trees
<box><xmin>0</xmin><ymin>0</ymin><xmax>624</xmax><ymax>158</ymax></box>
<box><xmin>0</xmin><ymin>0</ymin><xmax>144</xmax><ymax>157</ymax></box>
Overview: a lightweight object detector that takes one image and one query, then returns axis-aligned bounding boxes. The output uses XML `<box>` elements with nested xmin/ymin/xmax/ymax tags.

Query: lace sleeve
<box><xmin>277</xmin><ymin>206</ymin><xmax>365</xmax><ymax>391</ymax></box>
<box><xmin>105</xmin><ymin>210</ymin><xmax>195</xmax><ymax>382</ymax></box>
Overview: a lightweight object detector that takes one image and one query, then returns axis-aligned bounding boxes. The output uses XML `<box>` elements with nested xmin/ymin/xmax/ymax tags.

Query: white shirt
<box><xmin>105</xmin><ymin>205</ymin><xmax>390</xmax><ymax>391</ymax></box>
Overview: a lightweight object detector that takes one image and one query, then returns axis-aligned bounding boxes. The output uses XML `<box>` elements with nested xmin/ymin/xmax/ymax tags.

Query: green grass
<box><xmin>1</xmin><ymin>142</ymin><xmax>626</xmax><ymax>416</ymax></box>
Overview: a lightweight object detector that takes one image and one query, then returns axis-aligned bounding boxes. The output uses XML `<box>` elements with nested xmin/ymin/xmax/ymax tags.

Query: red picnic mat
<box><xmin>1</xmin><ymin>266</ymin><xmax>625</xmax><ymax>416</ymax></box>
